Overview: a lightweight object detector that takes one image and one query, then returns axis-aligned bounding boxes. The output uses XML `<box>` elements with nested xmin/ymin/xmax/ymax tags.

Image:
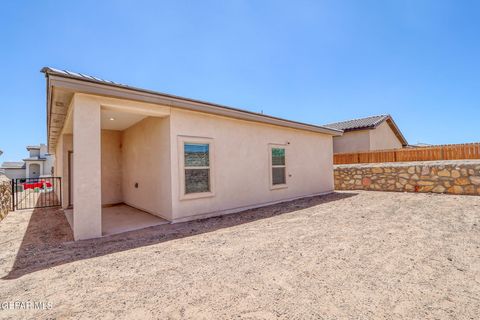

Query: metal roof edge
<box><xmin>41</xmin><ymin>67</ymin><xmax>343</xmax><ymax>136</ymax></box>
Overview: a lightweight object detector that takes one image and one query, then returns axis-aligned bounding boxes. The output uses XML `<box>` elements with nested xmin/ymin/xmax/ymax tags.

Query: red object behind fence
<box><xmin>23</xmin><ymin>180</ymin><xmax>52</xmax><ymax>190</ymax></box>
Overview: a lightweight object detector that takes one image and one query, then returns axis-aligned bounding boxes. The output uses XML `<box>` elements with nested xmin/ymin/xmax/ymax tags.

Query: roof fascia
<box><xmin>46</xmin><ymin>74</ymin><xmax>342</xmax><ymax>136</ymax></box>
<box><xmin>384</xmin><ymin>117</ymin><xmax>408</xmax><ymax>146</ymax></box>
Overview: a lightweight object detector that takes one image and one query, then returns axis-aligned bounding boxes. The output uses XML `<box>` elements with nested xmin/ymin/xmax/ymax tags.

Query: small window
<box><xmin>271</xmin><ymin>147</ymin><xmax>286</xmax><ymax>186</ymax></box>
<box><xmin>184</xmin><ymin>143</ymin><xmax>210</xmax><ymax>194</ymax></box>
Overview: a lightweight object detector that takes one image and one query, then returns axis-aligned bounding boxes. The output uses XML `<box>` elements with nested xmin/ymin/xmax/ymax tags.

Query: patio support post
<box><xmin>73</xmin><ymin>94</ymin><xmax>102</xmax><ymax>240</ymax></box>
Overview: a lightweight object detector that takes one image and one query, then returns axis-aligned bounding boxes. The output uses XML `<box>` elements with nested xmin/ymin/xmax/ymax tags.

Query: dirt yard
<box><xmin>0</xmin><ymin>191</ymin><xmax>479</xmax><ymax>319</ymax></box>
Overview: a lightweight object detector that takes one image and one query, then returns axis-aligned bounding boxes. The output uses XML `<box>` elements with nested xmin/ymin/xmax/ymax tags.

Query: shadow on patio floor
<box><xmin>3</xmin><ymin>192</ymin><xmax>357</xmax><ymax>279</ymax></box>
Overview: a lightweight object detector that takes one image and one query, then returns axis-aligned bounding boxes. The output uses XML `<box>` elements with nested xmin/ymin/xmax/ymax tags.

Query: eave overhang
<box><xmin>42</xmin><ymin>67</ymin><xmax>343</xmax><ymax>153</ymax></box>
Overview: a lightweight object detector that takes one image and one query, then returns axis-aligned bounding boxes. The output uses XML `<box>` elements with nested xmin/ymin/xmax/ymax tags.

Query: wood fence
<box><xmin>334</xmin><ymin>143</ymin><xmax>480</xmax><ymax>165</ymax></box>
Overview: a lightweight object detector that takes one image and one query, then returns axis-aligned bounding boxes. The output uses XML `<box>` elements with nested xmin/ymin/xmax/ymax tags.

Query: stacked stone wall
<box><xmin>334</xmin><ymin>160</ymin><xmax>480</xmax><ymax>195</ymax></box>
<box><xmin>0</xmin><ymin>174</ymin><xmax>12</xmax><ymax>220</ymax></box>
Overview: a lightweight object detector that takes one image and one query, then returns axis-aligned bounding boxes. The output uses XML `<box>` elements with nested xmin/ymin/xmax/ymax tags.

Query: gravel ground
<box><xmin>0</xmin><ymin>191</ymin><xmax>479</xmax><ymax>319</ymax></box>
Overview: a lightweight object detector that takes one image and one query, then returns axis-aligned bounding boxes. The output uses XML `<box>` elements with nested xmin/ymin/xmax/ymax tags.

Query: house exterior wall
<box><xmin>27</xmin><ymin>163</ymin><xmax>42</xmax><ymax>178</ymax></box>
<box><xmin>43</xmin><ymin>155</ymin><xmax>55</xmax><ymax>176</ymax></box>
<box><xmin>2</xmin><ymin>144</ymin><xmax>54</xmax><ymax>180</ymax></box>
<box><xmin>54</xmin><ymin>135</ymin><xmax>63</xmax><ymax>195</ymax></box>
<box><xmin>72</xmin><ymin>94</ymin><xmax>102</xmax><ymax>240</ymax></box>
<box><xmin>51</xmin><ymin>92</ymin><xmax>335</xmax><ymax>239</ymax></box>
<box><xmin>101</xmin><ymin>130</ymin><xmax>123</xmax><ymax>205</ymax></box>
<box><xmin>333</xmin><ymin>130</ymin><xmax>370</xmax><ymax>153</ymax></box>
<box><xmin>37</xmin><ymin>144</ymin><xmax>55</xmax><ymax>176</ymax></box>
<box><xmin>2</xmin><ymin>168</ymin><xmax>26</xmax><ymax>180</ymax></box>
<box><xmin>2</xmin><ymin>163</ymin><xmax>55</xmax><ymax>180</ymax></box>
<box><xmin>121</xmin><ymin>116</ymin><xmax>172</xmax><ymax>220</ymax></box>
<box><xmin>29</xmin><ymin>149</ymin><xmax>40</xmax><ymax>158</ymax></box>
<box><xmin>369</xmin><ymin>121</ymin><xmax>403</xmax><ymax>151</ymax></box>
<box><xmin>169</xmin><ymin>108</ymin><xmax>334</xmax><ymax>222</ymax></box>
<box><xmin>333</xmin><ymin>122</ymin><xmax>403</xmax><ymax>153</ymax></box>
<box><xmin>40</xmin><ymin>144</ymin><xmax>48</xmax><ymax>157</ymax></box>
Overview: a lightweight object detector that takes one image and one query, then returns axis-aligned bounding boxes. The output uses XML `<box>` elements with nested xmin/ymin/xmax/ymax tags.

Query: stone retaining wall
<box><xmin>334</xmin><ymin>160</ymin><xmax>480</xmax><ymax>195</ymax></box>
<box><xmin>0</xmin><ymin>174</ymin><xmax>12</xmax><ymax>221</ymax></box>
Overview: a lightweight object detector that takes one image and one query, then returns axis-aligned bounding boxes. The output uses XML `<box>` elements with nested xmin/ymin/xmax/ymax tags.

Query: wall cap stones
<box><xmin>335</xmin><ymin>159</ymin><xmax>480</xmax><ymax>169</ymax></box>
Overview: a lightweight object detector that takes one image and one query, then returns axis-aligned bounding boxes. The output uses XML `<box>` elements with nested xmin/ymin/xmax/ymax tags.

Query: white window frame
<box><xmin>178</xmin><ymin>136</ymin><xmax>215</xmax><ymax>200</ymax></box>
<box><xmin>269</xmin><ymin>144</ymin><xmax>288</xmax><ymax>190</ymax></box>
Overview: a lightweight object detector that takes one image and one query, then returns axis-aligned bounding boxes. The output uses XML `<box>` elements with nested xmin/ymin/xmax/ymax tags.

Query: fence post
<box><xmin>59</xmin><ymin>177</ymin><xmax>62</xmax><ymax>208</ymax></box>
<box><xmin>11</xmin><ymin>179</ymin><xmax>15</xmax><ymax>211</ymax></box>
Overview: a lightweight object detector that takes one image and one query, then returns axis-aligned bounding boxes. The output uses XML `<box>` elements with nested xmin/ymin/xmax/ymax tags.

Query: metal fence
<box><xmin>12</xmin><ymin>177</ymin><xmax>62</xmax><ymax>210</ymax></box>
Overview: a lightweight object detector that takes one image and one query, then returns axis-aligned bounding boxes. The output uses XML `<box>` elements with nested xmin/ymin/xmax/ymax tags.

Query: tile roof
<box><xmin>324</xmin><ymin>114</ymin><xmax>408</xmax><ymax>146</ymax></box>
<box><xmin>1</xmin><ymin>162</ymin><xmax>25</xmax><ymax>169</ymax></box>
<box><xmin>324</xmin><ymin>115</ymin><xmax>390</xmax><ymax>131</ymax></box>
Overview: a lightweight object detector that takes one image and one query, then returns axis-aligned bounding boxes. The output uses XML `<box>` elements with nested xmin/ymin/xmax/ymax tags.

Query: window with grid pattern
<box><xmin>271</xmin><ymin>147</ymin><xmax>286</xmax><ymax>186</ymax></box>
<box><xmin>184</xmin><ymin>143</ymin><xmax>210</xmax><ymax>194</ymax></box>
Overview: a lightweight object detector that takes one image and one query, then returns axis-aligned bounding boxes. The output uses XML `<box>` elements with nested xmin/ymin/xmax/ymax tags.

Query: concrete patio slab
<box><xmin>64</xmin><ymin>204</ymin><xmax>169</xmax><ymax>237</ymax></box>
<box><xmin>101</xmin><ymin>204</ymin><xmax>169</xmax><ymax>236</ymax></box>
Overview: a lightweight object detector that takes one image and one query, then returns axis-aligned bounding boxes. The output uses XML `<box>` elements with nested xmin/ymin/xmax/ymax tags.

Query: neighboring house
<box><xmin>325</xmin><ymin>115</ymin><xmax>407</xmax><ymax>154</ymax></box>
<box><xmin>0</xmin><ymin>144</ymin><xmax>55</xmax><ymax>179</ymax></box>
<box><xmin>408</xmin><ymin>142</ymin><xmax>433</xmax><ymax>148</ymax></box>
<box><xmin>42</xmin><ymin>67</ymin><xmax>342</xmax><ymax>240</ymax></box>
<box><xmin>0</xmin><ymin>162</ymin><xmax>26</xmax><ymax>179</ymax></box>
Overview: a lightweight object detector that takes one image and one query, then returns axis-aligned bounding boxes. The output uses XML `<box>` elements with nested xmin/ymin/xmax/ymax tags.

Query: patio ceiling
<box><xmin>46</xmin><ymin>84</ymin><xmax>170</xmax><ymax>153</ymax></box>
<box><xmin>100</xmin><ymin>109</ymin><xmax>147</xmax><ymax>131</ymax></box>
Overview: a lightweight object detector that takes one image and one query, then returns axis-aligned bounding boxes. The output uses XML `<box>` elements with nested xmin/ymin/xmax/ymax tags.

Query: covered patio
<box><xmin>50</xmin><ymin>89</ymin><xmax>172</xmax><ymax>240</ymax></box>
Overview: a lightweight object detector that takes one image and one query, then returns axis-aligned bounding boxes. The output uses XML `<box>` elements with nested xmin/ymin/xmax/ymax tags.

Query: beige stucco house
<box><xmin>325</xmin><ymin>115</ymin><xmax>407</xmax><ymax>154</ymax></box>
<box><xmin>42</xmin><ymin>67</ymin><xmax>342</xmax><ymax>240</ymax></box>
<box><xmin>1</xmin><ymin>144</ymin><xmax>54</xmax><ymax>179</ymax></box>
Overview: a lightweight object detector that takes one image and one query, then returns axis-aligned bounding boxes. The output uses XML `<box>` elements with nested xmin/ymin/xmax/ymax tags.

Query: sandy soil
<box><xmin>0</xmin><ymin>191</ymin><xmax>479</xmax><ymax>319</ymax></box>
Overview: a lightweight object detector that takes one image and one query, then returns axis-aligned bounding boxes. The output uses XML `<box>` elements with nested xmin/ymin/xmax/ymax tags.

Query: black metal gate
<box><xmin>11</xmin><ymin>177</ymin><xmax>62</xmax><ymax>210</ymax></box>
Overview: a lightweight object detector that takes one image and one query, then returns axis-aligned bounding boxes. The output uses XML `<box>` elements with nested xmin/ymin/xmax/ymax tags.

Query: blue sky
<box><xmin>0</xmin><ymin>0</ymin><xmax>479</xmax><ymax>161</ymax></box>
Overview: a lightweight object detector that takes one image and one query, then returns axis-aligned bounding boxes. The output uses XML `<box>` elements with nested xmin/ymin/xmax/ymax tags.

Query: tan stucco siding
<box><xmin>54</xmin><ymin>134</ymin><xmax>63</xmax><ymax>203</ymax></box>
<box><xmin>169</xmin><ymin>108</ymin><xmax>334</xmax><ymax>221</ymax></box>
<box><xmin>121</xmin><ymin>117</ymin><xmax>172</xmax><ymax>219</ymax></box>
<box><xmin>43</xmin><ymin>155</ymin><xmax>55</xmax><ymax>176</ymax></box>
<box><xmin>56</xmin><ymin>131</ymin><xmax>123</xmax><ymax>210</ymax></box>
<box><xmin>101</xmin><ymin>130</ymin><xmax>123</xmax><ymax>205</ymax></box>
<box><xmin>333</xmin><ymin>130</ymin><xmax>370</xmax><ymax>153</ymax></box>
<box><xmin>54</xmin><ymin>133</ymin><xmax>72</xmax><ymax>208</ymax></box>
<box><xmin>369</xmin><ymin>121</ymin><xmax>403</xmax><ymax>151</ymax></box>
